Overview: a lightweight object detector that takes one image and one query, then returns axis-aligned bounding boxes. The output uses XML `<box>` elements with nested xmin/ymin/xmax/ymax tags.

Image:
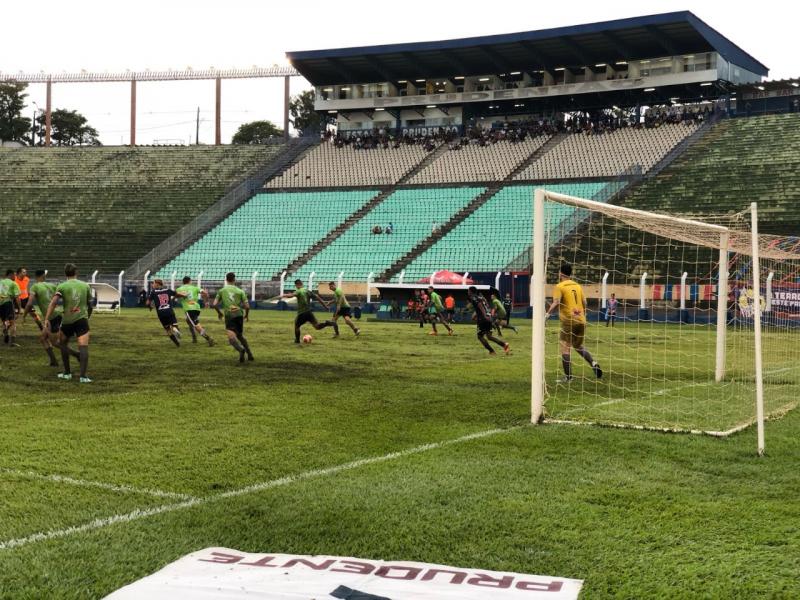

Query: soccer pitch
<box><xmin>0</xmin><ymin>310</ymin><xmax>798</xmax><ymax>598</ymax></box>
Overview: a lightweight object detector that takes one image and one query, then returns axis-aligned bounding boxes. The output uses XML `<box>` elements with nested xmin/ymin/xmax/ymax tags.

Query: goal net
<box><xmin>531</xmin><ymin>189</ymin><xmax>800</xmax><ymax>452</ymax></box>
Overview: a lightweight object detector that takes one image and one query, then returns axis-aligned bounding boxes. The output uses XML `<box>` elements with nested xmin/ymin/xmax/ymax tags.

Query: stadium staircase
<box><xmin>510</xmin><ymin>133</ymin><xmax>568</xmax><ymax>181</ymax></box>
<box><xmin>277</xmin><ymin>142</ymin><xmax>451</xmax><ymax>276</ymax></box>
<box><xmin>126</xmin><ymin>137</ymin><xmax>316</xmax><ymax>278</ymax></box>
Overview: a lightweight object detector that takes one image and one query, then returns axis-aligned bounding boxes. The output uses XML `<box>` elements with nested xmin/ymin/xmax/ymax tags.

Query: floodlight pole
<box><xmin>130</xmin><ymin>79</ymin><xmax>137</xmax><ymax>146</ymax></box>
<box><xmin>463</xmin><ymin>272</ymin><xmax>470</xmax><ymax>285</ymax></box>
<box><xmin>601</xmin><ymin>271</ymin><xmax>609</xmax><ymax>308</ymax></box>
<box><xmin>750</xmin><ymin>202</ymin><xmax>765</xmax><ymax>456</ymax></box>
<box><xmin>429</xmin><ymin>271</ymin><xmax>436</xmax><ymax>286</ymax></box>
<box><xmin>337</xmin><ymin>271</ymin><xmax>344</xmax><ymax>289</ymax></box>
<box><xmin>215</xmin><ymin>77</ymin><xmax>222</xmax><ymax>145</ymax></box>
<box><xmin>251</xmin><ymin>271</ymin><xmax>258</xmax><ymax>302</ymax></box>
<box><xmin>91</xmin><ymin>270</ymin><xmax>98</xmax><ymax>284</ymax></box>
<box><xmin>398</xmin><ymin>270</ymin><xmax>405</xmax><ymax>285</ymax></box>
<box><xmin>45</xmin><ymin>78</ymin><xmax>52</xmax><ymax>147</ymax></box>
<box><xmin>170</xmin><ymin>270</ymin><xmax>177</xmax><ymax>290</ymax></box>
<box><xmin>197</xmin><ymin>271</ymin><xmax>203</xmax><ymax>290</ymax></box>
<box><xmin>143</xmin><ymin>270</ymin><xmax>150</xmax><ymax>293</ymax></box>
<box><xmin>309</xmin><ymin>271</ymin><xmax>316</xmax><ymax>293</ymax></box>
<box><xmin>284</xmin><ymin>75</ymin><xmax>291</xmax><ymax>141</ymax></box>
<box><xmin>494</xmin><ymin>271</ymin><xmax>501</xmax><ymax>290</ymax></box>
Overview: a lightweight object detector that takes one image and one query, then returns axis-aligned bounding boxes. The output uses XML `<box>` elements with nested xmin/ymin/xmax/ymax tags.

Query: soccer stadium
<box><xmin>1</xmin><ymin>7</ymin><xmax>799</xmax><ymax>599</ymax></box>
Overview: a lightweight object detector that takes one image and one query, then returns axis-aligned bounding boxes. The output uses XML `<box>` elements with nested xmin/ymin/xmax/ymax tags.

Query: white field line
<box><xmin>0</xmin><ymin>426</ymin><xmax>519</xmax><ymax>552</ymax></box>
<box><xmin>0</xmin><ymin>468</ymin><xmax>196</xmax><ymax>501</ymax></box>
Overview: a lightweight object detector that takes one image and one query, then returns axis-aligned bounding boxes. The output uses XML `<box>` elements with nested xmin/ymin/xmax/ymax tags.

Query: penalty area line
<box><xmin>0</xmin><ymin>425</ymin><xmax>521</xmax><ymax>552</ymax></box>
<box><xmin>0</xmin><ymin>468</ymin><xmax>196</xmax><ymax>501</ymax></box>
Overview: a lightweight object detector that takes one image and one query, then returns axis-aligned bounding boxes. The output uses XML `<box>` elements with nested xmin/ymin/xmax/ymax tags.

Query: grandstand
<box><xmin>621</xmin><ymin>112</ymin><xmax>800</xmax><ymax>236</ymax></box>
<box><xmin>513</xmin><ymin>122</ymin><xmax>700</xmax><ymax>180</ymax></box>
<box><xmin>399</xmin><ymin>183</ymin><xmax>612</xmax><ymax>281</ymax></box>
<box><xmin>408</xmin><ymin>135</ymin><xmax>549</xmax><ymax>184</ymax></box>
<box><xmin>4</xmin><ymin>10</ymin><xmax>796</xmax><ymax>294</ymax></box>
<box><xmin>0</xmin><ymin>144</ymin><xmax>291</xmax><ymax>274</ymax></box>
<box><xmin>266</xmin><ymin>141</ymin><xmax>433</xmax><ymax>188</ymax></box>
<box><xmin>159</xmin><ymin>190</ymin><xmax>379</xmax><ymax>281</ymax></box>
<box><xmin>5</xmin><ymin>11</ymin><xmax>800</xmax><ymax>600</ymax></box>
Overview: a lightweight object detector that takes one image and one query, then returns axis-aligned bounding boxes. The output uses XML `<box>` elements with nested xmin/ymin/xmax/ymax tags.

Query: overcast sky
<box><xmin>2</xmin><ymin>0</ymin><xmax>795</xmax><ymax>145</ymax></box>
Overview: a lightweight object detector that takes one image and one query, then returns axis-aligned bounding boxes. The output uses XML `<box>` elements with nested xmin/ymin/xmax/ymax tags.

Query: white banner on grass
<box><xmin>105</xmin><ymin>548</ymin><xmax>583</xmax><ymax>599</ymax></box>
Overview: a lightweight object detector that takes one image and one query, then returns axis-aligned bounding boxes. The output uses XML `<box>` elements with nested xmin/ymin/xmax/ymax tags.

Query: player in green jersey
<box><xmin>0</xmin><ymin>269</ymin><xmax>21</xmax><ymax>347</ymax></box>
<box><xmin>426</xmin><ymin>286</ymin><xmax>454</xmax><ymax>337</ymax></box>
<box><xmin>212</xmin><ymin>272</ymin><xmax>253</xmax><ymax>362</ymax></box>
<box><xmin>24</xmin><ymin>270</ymin><xmax>78</xmax><ymax>366</ymax></box>
<box><xmin>327</xmin><ymin>281</ymin><xmax>360</xmax><ymax>337</ymax></box>
<box><xmin>44</xmin><ymin>263</ymin><xmax>93</xmax><ymax>382</ymax></box>
<box><xmin>281</xmin><ymin>279</ymin><xmax>338</xmax><ymax>343</ymax></box>
<box><xmin>176</xmin><ymin>276</ymin><xmax>214</xmax><ymax>345</ymax></box>
<box><xmin>491</xmin><ymin>291</ymin><xmax>518</xmax><ymax>335</ymax></box>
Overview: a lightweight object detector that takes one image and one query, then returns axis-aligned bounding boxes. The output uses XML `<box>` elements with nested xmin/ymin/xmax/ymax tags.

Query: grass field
<box><xmin>1</xmin><ymin>308</ymin><xmax>798</xmax><ymax>599</ymax></box>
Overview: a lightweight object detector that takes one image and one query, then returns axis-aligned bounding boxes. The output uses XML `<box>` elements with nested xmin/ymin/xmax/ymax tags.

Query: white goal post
<box><xmin>530</xmin><ymin>188</ymin><xmax>800</xmax><ymax>455</ymax></box>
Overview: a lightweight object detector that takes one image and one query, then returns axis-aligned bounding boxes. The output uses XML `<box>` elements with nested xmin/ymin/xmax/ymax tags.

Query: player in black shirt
<box><xmin>146</xmin><ymin>278</ymin><xmax>184</xmax><ymax>347</ymax></box>
<box><xmin>503</xmin><ymin>293</ymin><xmax>513</xmax><ymax>325</ymax></box>
<box><xmin>468</xmin><ymin>286</ymin><xmax>510</xmax><ymax>355</ymax></box>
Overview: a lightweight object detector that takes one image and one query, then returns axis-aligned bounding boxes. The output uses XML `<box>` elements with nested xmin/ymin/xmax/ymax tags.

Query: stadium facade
<box><xmin>288</xmin><ymin>11</ymin><xmax>768</xmax><ymax>135</ymax></box>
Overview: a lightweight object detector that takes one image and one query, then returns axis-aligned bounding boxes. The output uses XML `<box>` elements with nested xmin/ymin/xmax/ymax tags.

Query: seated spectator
<box><xmin>386</xmin><ymin>222</ymin><xmax>394</xmax><ymax>235</ymax></box>
<box><xmin>372</xmin><ymin>224</ymin><xmax>383</xmax><ymax>235</ymax></box>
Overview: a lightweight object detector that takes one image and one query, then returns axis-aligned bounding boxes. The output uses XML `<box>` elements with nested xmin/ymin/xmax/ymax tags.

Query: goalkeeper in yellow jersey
<box><xmin>545</xmin><ymin>263</ymin><xmax>603</xmax><ymax>383</ymax></box>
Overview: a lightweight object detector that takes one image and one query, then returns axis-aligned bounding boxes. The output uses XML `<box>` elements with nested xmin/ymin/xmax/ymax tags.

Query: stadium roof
<box><xmin>287</xmin><ymin>11</ymin><xmax>768</xmax><ymax>85</ymax></box>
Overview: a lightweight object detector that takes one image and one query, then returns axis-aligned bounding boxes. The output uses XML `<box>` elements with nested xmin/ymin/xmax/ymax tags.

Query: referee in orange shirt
<box><xmin>15</xmin><ymin>266</ymin><xmax>43</xmax><ymax>330</ymax></box>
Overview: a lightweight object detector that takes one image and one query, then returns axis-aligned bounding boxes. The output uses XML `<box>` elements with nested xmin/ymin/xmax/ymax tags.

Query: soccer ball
<box><xmin>302</xmin><ymin>334</ymin><xmax>313</xmax><ymax>344</ymax></box>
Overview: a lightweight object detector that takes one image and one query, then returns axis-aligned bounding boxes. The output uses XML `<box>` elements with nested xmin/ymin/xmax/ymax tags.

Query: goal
<box><xmin>530</xmin><ymin>188</ymin><xmax>800</xmax><ymax>454</ymax></box>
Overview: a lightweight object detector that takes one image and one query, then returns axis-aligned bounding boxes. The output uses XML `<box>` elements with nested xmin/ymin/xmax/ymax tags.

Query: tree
<box><xmin>0</xmin><ymin>81</ymin><xmax>32</xmax><ymax>144</ymax></box>
<box><xmin>231</xmin><ymin>120</ymin><xmax>283</xmax><ymax>144</ymax></box>
<box><xmin>34</xmin><ymin>109</ymin><xmax>101</xmax><ymax>146</ymax></box>
<box><xmin>289</xmin><ymin>90</ymin><xmax>323</xmax><ymax>136</ymax></box>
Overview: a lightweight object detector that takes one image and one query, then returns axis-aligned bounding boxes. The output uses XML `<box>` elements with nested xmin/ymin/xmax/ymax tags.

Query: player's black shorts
<box><xmin>295</xmin><ymin>311</ymin><xmax>318</xmax><ymax>328</ymax></box>
<box><xmin>61</xmin><ymin>318</ymin><xmax>90</xmax><ymax>339</ymax></box>
<box><xmin>186</xmin><ymin>310</ymin><xmax>201</xmax><ymax>326</ymax></box>
<box><xmin>225</xmin><ymin>315</ymin><xmax>244</xmax><ymax>336</ymax></box>
<box><xmin>157</xmin><ymin>309</ymin><xmax>178</xmax><ymax>329</ymax></box>
<box><xmin>336</xmin><ymin>306</ymin><xmax>352</xmax><ymax>319</ymax></box>
<box><xmin>477</xmin><ymin>319</ymin><xmax>494</xmax><ymax>335</ymax></box>
<box><xmin>49</xmin><ymin>315</ymin><xmax>63</xmax><ymax>333</ymax></box>
<box><xmin>0</xmin><ymin>303</ymin><xmax>14</xmax><ymax>323</ymax></box>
